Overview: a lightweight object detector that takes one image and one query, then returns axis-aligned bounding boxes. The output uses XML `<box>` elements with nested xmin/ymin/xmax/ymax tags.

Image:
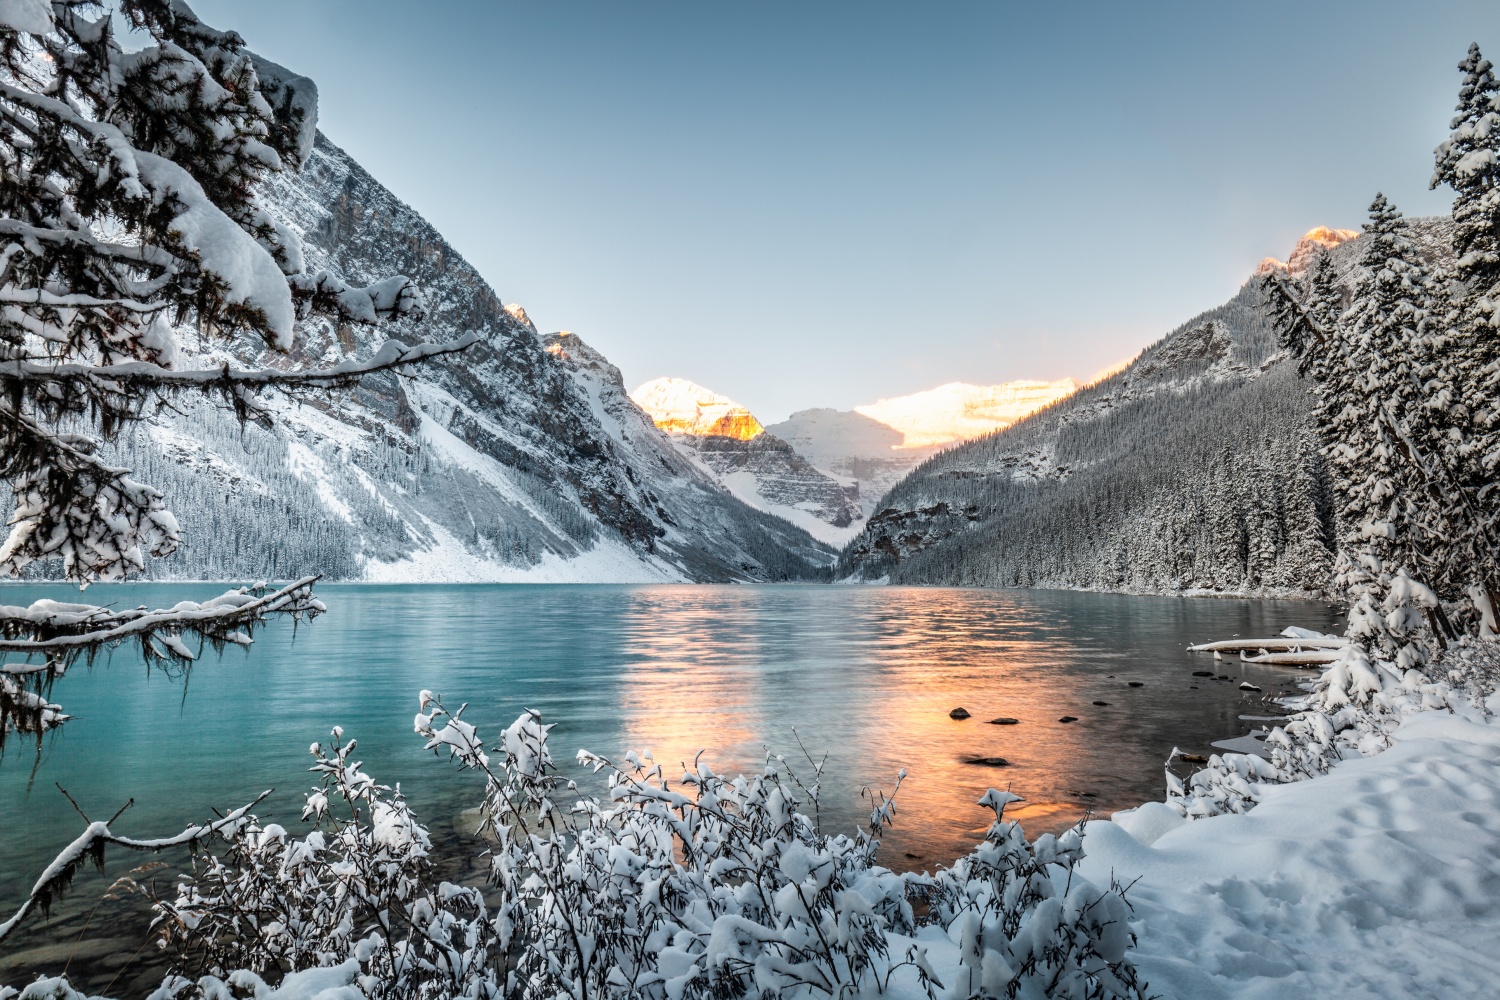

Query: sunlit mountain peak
<box><xmin>630</xmin><ymin>377</ymin><xmax>765</xmax><ymax>440</ymax></box>
<box><xmin>1255</xmin><ymin>225</ymin><xmax>1362</xmax><ymax>279</ymax></box>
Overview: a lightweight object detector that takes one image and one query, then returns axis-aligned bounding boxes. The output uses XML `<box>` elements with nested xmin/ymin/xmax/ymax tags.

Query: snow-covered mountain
<box><xmin>1253</xmin><ymin>225</ymin><xmax>1360</xmax><ymax>278</ymax></box>
<box><xmin>99</xmin><ymin>134</ymin><xmax>836</xmax><ymax>583</ymax></box>
<box><xmin>766</xmin><ymin>378</ymin><xmax>1083</xmax><ymax>517</ymax></box>
<box><xmin>836</xmin><ymin>222</ymin><xmax>1454</xmax><ymax>593</ymax></box>
<box><xmin>629</xmin><ymin>378</ymin><xmax>864</xmax><ymax>546</ymax></box>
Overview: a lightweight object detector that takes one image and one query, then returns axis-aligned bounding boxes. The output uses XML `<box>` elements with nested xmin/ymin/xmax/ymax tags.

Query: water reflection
<box><xmin>0</xmin><ymin>583</ymin><xmax>1343</xmax><ymax>894</ymax></box>
<box><xmin>603</xmin><ymin>585</ymin><xmax>1341</xmax><ymax>866</ymax></box>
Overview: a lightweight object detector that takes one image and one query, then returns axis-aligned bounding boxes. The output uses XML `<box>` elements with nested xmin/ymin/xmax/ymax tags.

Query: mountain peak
<box><xmin>1255</xmin><ymin>226</ymin><xmax>1361</xmax><ymax>278</ymax></box>
<box><xmin>630</xmin><ymin>377</ymin><xmax>765</xmax><ymax>440</ymax></box>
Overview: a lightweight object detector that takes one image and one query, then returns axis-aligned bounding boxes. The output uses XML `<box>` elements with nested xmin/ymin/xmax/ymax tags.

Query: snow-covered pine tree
<box><xmin>1430</xmin><ymin>41</ymin><xmax>1500</xmax><ymax>620</ymax></box>
<box><xmin>0</xmin><ymin>2</ymin><xmax>474</xmax><ymax>744</ymax></box>
<box><xmin>1431</xmin><ymin>43</ymin><xmax>1500</xmax><ymax>333</ymax></box>
<box><xmin>1206</xmin><ymin>445</ymin><xmax>1246</xmax><ymax>588</ymax></box>
<box><xmin>1277</xmin><ymin>432</ymin><xmax>1334</xmax><ymax>591</ymax></box>
<box><xmin>1270</xmin><ymin>195</ymin><xmax>1451</xmax><ymax>663</ymax></box>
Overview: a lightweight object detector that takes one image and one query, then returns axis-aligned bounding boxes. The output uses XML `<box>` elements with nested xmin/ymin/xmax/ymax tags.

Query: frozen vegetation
<box><xmin>4</xmin><ymin>1</ymin><xmax>1500</xmax><ymax>998</ymax></box>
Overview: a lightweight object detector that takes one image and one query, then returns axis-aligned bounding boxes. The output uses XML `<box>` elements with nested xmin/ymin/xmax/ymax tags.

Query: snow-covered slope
<box><xmin>97</xmin><ymin>134</ymin><xmax>835</xmax><ymax>583</ymax></box>
<box><xmin>1083</xmin><ymin>702</ymin><xmax>1500</xmax><ymax>998</ymax></box>
<box><xmin>629</xmin><ymin>378</ymin><xmax>864</xmax><ymax>547</ymax></box>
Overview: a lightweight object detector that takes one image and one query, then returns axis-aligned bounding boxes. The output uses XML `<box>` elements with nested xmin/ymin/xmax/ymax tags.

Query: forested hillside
<box><xmin>838</xmin><ymin>221</ymin><xmax>1453</xmax><ymax>594</ymax></box>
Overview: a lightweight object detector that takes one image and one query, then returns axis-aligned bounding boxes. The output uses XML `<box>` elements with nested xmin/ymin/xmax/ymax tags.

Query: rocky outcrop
<box><xmin>1254</xmin><ymin>226</ymin><xmax>1361</xmax><ymax>278</ymax></box>
<box><xmin>630</xmin><ymin>378</ymin><xmax>865</xmax><ymax>546</ymax></box>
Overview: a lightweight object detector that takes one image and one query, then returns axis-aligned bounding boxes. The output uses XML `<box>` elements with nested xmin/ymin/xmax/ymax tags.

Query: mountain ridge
<box><xmin>833</xmin><ymin>221</ymin><xmax>1448</xmax><ymax>593</ymax></box>
<box><xmin>75</xmin><ymin>132</ymin><xmax>837</xmax><ymax>584</ymax></box>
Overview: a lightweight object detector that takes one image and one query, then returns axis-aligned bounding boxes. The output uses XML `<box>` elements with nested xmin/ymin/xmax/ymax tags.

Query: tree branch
<box><xmin>0</xmin><ymin>331</ymin><xmax>480</xmax><ymax>391</ymax></box>
<box><xmin>0</xmin><ymin>575</ymin><xmax>322</xmax><ymax>659</ymax></box>
<box><xmin>0</xmin><ymin>790</ymin><xmax>273</xmax><ymax>943</ymax></box>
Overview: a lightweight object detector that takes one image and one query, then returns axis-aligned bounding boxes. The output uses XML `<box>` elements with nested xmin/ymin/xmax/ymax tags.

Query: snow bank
<box><xmin>361</xmin><ymin>515</ymin><xmax>683</xmax><ymax>584</ymax></box>
<box><xmin>1083</xmin><ymin>701</ymin><xmax>1500</xmax><ymax>998</ymax></box>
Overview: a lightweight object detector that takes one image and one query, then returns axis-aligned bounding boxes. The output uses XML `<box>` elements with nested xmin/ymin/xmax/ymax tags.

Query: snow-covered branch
<box><xmin>0</xmin><ymin>331</ymin><xmax>479</xmax><ymax>393</ymax></box>
<box><xmin>0</xmin><ymin>577</ymin><xmax>322</xmax><ymax>749</ymax></box>
<box><xmin>0</xmin><ymin>790</ymin><xmax>272</xmax><ymax>944</ymax></box>
<box><xmin>0</xmin><ymin>575</ymin><xmax>321</xmax><ymax>658</ymax></box>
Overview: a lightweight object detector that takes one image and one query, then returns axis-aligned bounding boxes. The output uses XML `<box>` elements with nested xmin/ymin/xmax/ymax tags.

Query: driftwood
<box><xmin>1187</xmin><ymin>637</ymin><xmax>1347</xmax><ymax>653</ymax></box>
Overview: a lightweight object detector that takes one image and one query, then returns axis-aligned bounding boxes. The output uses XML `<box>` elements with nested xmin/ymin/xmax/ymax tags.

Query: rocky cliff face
<box><xmin>629</xmin><ymin>379</ymin><xmax>864</xmax><ymax>546</ymax></box>
<box><xmin>101</xmin><ymin>133</ymin><xmax>835</xmax><ymax>583</ymax></box>
<box><xmin>1254</xmin><ymin>225</ymin><xmax>1361</xmax><ymax>278</ymax></box>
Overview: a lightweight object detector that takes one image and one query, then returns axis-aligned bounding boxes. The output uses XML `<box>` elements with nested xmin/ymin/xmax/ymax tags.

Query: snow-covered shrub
<box><xmin>151</xmin><ymin>726</ymin><xmax>496</xmax><ymax>999</ymax></box>
<box><xmin>1166</xmin><ymin>630</ymin><xmax>1480</xmax><ymax>820</ymax></box>
<box><xmin>13</xmin><ymin>692</ymin><xmax>1147</xmax><ymax>999</ymax></box>
<box><xmin>915</xmin><ymin>791</ymin><xmax>1145</xmax><ymax>999</ymax></box>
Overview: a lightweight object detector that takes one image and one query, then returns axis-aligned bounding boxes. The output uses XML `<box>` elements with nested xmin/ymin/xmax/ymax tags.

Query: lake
<box><xmin>0</xmin><ymin>583</ymin><xmax>1341</xmax><ymax>990</ymax></box>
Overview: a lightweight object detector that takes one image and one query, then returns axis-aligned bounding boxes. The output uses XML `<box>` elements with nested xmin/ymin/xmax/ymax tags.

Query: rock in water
<box><xmin>988</xmin><ymin>717</ymin><xmax>1020</xmax><ymax>725</ymax></box>
<box><xmin>949</xmin><ymin>707</ymin><xmax>971</xmax><ymax>719</ymax></box>
<box><xmin>1093</xmin><ymin>700</ymin><xmax>1110</xmax><ymax>706</ymax></box>
<box><xmin>1128</xmin><ymin>681</ymin><xmax>1145</xmax><ymax>688</ymax></box>
<box><xmin>1059</xmin><ymin>715</ymin><xmax>1079</xmax><ymax>723</ymax></box>
<box><xmin>963</xmin><ymin>756</ymin><xmax>1010</xmax><ymax>767</ymax></box>
<box><xmin>1239</xmin><ymin>682</ymin><xmax>1263</xmax><ymax>692</ymax></box>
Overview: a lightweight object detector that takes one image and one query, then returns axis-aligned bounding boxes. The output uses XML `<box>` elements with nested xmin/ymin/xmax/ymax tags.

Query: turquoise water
<box><xmin>0</xmin><ymin>583</ymin><xmax>1340</xmax><ymax>988</ymax></box>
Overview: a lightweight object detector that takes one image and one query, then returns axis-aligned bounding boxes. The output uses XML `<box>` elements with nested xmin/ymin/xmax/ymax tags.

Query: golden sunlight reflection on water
<box><xmin>603</xmin><ymin>585</ymin><xmax>1337</xmax><ymax>869</ymax></box>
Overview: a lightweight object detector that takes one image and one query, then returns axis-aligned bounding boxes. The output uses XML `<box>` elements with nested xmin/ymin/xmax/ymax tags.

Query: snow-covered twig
<box><xmin>0</xmin><ymin>577</ymin><xmax>321</xmax><ymax>748</ymax></box>
<box><xmin>0</xmin><ymin>331</ymin><xmax>479</xmax><ymax>390</ymax></box>
<box><xmin>0</xmin><ymin>790</ymin><xmax>271</xmax><ymax>944</ymax></box>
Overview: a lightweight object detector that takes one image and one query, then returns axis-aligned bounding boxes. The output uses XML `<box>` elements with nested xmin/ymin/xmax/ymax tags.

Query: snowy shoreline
<box><xmin>1077</xmin><ymin>700</ymin><xmax>1500</xmax><ymax>998</ymax></box>
<box><xmin>0</xmin><ymin>578</ymin><xmax>1335</xmax><ymax>601</ymax></box>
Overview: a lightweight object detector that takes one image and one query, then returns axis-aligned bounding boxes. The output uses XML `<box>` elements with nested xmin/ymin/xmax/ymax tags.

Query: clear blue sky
<box><xmin>195</xmin><ymin>1</ymin><xmax>1498</xmax><ymax>422</ymax></box>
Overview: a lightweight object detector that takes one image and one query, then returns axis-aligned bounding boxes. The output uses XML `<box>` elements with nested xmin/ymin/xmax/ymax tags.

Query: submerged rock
<box><xmin>1093</xmin><ymin>700</ymin><xmax>1110</xmax><ymax>706</ymax></box>
<box><xmin>1059</xmin><ymin>715</ymin><xmax>1079</xmax><ymax>723</ymax></box>
<box><xmin>988</xmin><ymin>717</ymin><xmax>1020</xmax><ymax>725</ymax></box>
<box><xmin>964</xmin><ymin>756</ymin><xmax>1011</xmax><ymax>767</ymax></box>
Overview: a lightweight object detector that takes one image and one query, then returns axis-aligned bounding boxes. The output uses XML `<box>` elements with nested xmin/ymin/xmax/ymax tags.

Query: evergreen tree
<box><xmin>1430</xmin><ymin>42</ymin><xmax>1500</xmax><ymax>616</ymax></box>
<box><xmin>1278</xmin><ymin>433</ymin><xmax>1334</xmax><ymax>591</ymax></box>
<box><xmin>1431</xmin><ymin>43</ymin><xmax>1500</xmax><ymax>332</ymax></box>
<box><xmin>0</xmin><ymin>2</ymin><xmax>471</xmax><ymax>741</ymax></box>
